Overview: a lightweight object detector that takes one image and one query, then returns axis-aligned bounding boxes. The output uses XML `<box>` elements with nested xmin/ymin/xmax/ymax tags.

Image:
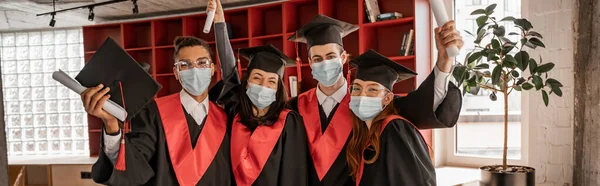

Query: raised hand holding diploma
<box><xmin>430</xmin><ymin>0</ymin><xmax>461</xmax><ymax>58</ymax></box>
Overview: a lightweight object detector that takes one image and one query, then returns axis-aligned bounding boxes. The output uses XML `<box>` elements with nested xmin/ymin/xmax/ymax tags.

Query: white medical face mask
<box><xmin>349</xmin><ymin>96</ymin><xmax>384</xmax><ymax>121</ymax></box>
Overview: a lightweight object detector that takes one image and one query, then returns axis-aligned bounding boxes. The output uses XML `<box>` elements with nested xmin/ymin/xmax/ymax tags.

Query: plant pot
<box><xmin>479</xmin><ymin>165</ymin><xmax>535</xmax><ymax>186</ymax></box>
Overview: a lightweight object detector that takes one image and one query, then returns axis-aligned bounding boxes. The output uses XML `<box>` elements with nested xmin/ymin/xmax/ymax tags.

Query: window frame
<box><xmin>432</xmin><ymin>0</ymin><xmax>529</xmax><ymax>168</ymax></box>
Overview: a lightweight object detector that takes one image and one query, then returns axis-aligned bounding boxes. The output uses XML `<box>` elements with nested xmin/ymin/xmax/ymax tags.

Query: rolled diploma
<box><xmin>203</xmin><ymin>0</ymin><xmax>216</xmax><ymax>33</ymax></box>
<box><xmin>430</xmin><ymin>0</ymin><xmax>460</xmax><ymax>58</ymax></box>
<box><xmin>52</xmin><ymin>70</ymin><xmax>127</xmax><ymax>121</ymax></box>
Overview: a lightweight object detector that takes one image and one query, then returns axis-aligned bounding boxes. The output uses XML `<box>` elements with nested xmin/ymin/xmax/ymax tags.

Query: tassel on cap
<box><xmin>115</xmin><ymin>81</ymin><xmax>129</xmax><ymax>171</ymax></box>
<box><xmin>237</xmin><ymin>48</ymin><xmax>243</xmax><ymax>77</ymax></box>
<box><xmin>295</xmin><ymin>32</ymin><xmax>302</xmax><ymax>91</ymax></box>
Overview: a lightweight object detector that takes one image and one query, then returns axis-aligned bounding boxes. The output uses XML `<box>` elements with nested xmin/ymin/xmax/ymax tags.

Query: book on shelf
<box><xmin>377</xmin><ymin>12</ymin><xmax>403</xmax><ymax>22</ymax></box>
<box><xmin>289</xmin><ymin>76</ymin><xmax>298</xmax><ymax>97</ymax></box>
<box><xmin>400</xmin><ymin>33</ymin><xmax>408</xmax><ymax>56</ymax></box>
<box><xmin>364</xmin><ymin>0</ymin><xmax>381</xmax><ymax>23</ymax></box>
<box><xmin>408</xmin><ymin>40</ymin><xmax>415</xmax><ymax>55</ymax></box>
<box><xmin>399</xmin><ymin>29</ymin><xmax>415</xmax><ymax>56</ymax></box>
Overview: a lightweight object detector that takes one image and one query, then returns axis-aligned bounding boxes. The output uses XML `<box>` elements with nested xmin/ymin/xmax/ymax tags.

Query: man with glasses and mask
<box><xmin>287</xmin><ymin>15</ymin><xmax>464</xmax><ymax>186</ymax></box>
<box><xmin>84</xmin><ymin>36</ymin><xmax>233</xmax><ymax>186</ymax></box>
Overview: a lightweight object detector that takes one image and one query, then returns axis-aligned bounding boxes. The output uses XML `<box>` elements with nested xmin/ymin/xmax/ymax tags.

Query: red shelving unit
<box><xmin>82</xmin><ymin>0</ymin><xmax>432</xmax><ymax>157</ymax></box>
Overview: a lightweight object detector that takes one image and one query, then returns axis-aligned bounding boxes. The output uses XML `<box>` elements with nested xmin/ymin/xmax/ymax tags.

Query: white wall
<box><xmin>522</xmin><ymin>0</ymin><xmax>575</xmax><ymax>185</ymax></box>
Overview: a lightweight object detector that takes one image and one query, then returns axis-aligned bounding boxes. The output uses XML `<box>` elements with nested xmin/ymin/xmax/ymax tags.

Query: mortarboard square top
<box><xmin>75</xmin><ymin>37</ymin><xmax>161</xmax><ymax>121</ymax></box>
<box><xmin>350</xmin><ymin>49</ymin><xmax>418</xmax><ymax>90</ymax></box>
<box><xmin>238</xmin><ymin>44</ymin><xmax>295</xmax><ymax>77</ymax></box>
<box><xmin>288</xmin><ymin>14</ymin><xmax>359</xmax><ymax>49</ymax></box>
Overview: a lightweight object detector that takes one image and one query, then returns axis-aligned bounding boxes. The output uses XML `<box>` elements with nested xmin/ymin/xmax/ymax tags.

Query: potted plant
<box><xmin>453</xmin><ymin>4</ymin><xmax>563</xmax><ymax>186</ymax></box>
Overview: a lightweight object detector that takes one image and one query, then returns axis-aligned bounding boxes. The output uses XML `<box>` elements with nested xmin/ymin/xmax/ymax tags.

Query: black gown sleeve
<box><xmin>214</xmin><ymin>22</ymin><xmax>241</xmax><ymax>119</ymax></box>
<box><xmin>278</xmin><ymin>112</ymin><xmax>309</xmax><ymax>186</ymax></box>
<box><xmin>92</xmin><ymin>102</ymin><xmax>159</xmax><ymax>185</ymax></box>
<box><xmin>380</xmin><ymin>119</ymin><xmax>436</xmax><ymax>186</ymax></box>
<box><xmin>393</xmin><ymin>71</ymin><xmax>463</xmax><ymax>129</ymax></box>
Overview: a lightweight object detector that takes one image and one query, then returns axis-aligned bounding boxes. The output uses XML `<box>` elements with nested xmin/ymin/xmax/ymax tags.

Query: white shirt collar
<box><xmin>315</xmin><ymin>79</ymin><xmax>348</xmax><ymax>105</ymax></box>
<box><xmin>179</xmin><ymin>90</ymin><xmax>209</xmax><ymax>121</ymax></box>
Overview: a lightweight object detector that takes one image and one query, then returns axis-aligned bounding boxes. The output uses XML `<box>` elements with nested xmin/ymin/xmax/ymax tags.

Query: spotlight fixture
<box><xmin>132</xmin><ymin>0</ymin><xmax>139</xmax><ymax>14</ymax></box>
<box><xmin>88</xmin><ymin>7</ymin><xmax>95</xmax><ymax>21</ymax></box>
<box><xmin>49</xmin><ymin>13</ymin><xmax>56</xmax><ymax>27</ymax></box>
<box><xmin>49</xmin><ymin>0</ymin><xmax>56</xmax><ymax>27</ymax></box>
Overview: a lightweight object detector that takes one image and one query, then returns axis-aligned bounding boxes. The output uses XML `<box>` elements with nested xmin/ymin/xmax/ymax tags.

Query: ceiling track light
<box><xmin>88</xmin><ymin>6</ymin><xmax>95</xmax><ymax>21</ymax></box>
<box><xmin>132</xmin><ymin>0</ymin><xmax>139</xmax><ymax>15</ymax></box>
<box><xmin>49</xmin><ymin>0</ymin><xmax>56</xmax><ymax>27</ymax></box>
<box><xmin>49</xmin><ymin>13</ymin><xmax>56</xmax><ymax>27</ymax></box>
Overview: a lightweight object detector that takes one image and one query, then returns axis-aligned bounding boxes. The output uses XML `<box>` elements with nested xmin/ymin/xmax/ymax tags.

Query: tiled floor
<box><xmin>436</xmin><ymin>167</ymin><xmax>481</xmax><ymax>186</ymax></box>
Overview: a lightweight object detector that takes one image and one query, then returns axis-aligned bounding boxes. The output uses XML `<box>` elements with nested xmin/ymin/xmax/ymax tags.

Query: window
<box><xmin>466</xmin><ymin>0</ymin><xmax>485</xmax><ymax>6</ymax></box>
<box><xmin>2</xmin><ymin>29</ymin><xmax>88</xmax><ymax>156</ymax></box>
<box><xmin>445</xmin><ymin>0</ymin><xmax>524</xmax><ymax>166</ymax></box>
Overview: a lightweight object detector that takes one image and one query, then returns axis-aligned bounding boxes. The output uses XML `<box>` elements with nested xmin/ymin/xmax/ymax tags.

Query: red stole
<box><xmin>230</xmin><ymin>109</ymin><xmax>292</xmax><ymax>186</ymax></box>
<box><xmin>297</xmin><ymin>88</ymin><xmax>353</xmax><ymax>180</ymax></box>
<box><xmin>155</xmin><ymin>93</ymin><xmax>227</xmax><ymax>186</ymax></box>
<box><xmin>355</xmin><ymin>115</ymin><xmax>425</xmax><ymax>186</ymax></box>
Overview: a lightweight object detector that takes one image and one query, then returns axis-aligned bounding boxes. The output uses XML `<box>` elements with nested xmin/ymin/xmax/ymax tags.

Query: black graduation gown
<box><xmin>288</xmin><ymin>92</ymin><xmax>354</xmax><ymax>186</ymax></box>
<box><xmin>285</xmin><ymin>71</ymin><xmax>459</xmax><ymax>186</ymax></box>
<box><xmin>213</xmin><ymin>22</ymin><xmax>309</xmax><ymax>186</ymax></box>
<box><xmin>288</xmin><ymin>71</ymin><xmax>463</xmax><ymax>130</ymax></box>
<box><xmin>357</xmin><ymin>118</ymin><xmax>436</xmax><ymax>186</ymax></box>
<box><xmin>91</xmin><ymin>100</ymin><xmax>233</xmax><ymax>186</ymax></box>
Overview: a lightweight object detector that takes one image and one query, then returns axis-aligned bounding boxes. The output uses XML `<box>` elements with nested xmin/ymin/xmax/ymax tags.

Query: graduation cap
<box><xmin>75</xmin><ymin>37</ymin><xmax>161</xmax><ymax>171</ymax></box>
<box><xmin>238</xmin><ymin>44</ymin><xmax>295</xmax><ymax>77</ymax></box>
<box><xmin>288</xmin><ymin>14</ymin><xmax>359</xmax><ymax>49</ymax></box>
<box><xmin>350</xmin><ymin>49</ymin><xmax>417</xmax><ymax>90</ymax></box>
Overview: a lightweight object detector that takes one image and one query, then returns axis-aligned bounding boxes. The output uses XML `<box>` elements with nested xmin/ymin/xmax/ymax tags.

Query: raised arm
<box><xmin>393</xmin><ymin>21</ymin><xmax>464</xmax><ymax>129</ymax></box>
<box><xmin>210</xmin><ymin>0</ymin><xmax>241</xmax><ymax>120</ymax></box>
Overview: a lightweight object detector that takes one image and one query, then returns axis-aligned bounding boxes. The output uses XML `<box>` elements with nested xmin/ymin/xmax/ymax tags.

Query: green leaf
<box><xmin>511</xmin><ymin>70</ymin><xmax>520</xmax><ymax>77</ymax></box>
<box><xmin>529</xmin><ymin>59</ymin><xmax>538</xmax><ymax>74</ymax></box>
<box><xmin>522</xmin><ymin>82</ymin><xmax>534</xmax><ymax>90</ymax></box>
<box><xmin>493</xmin><ymin>25</ymin><xmax>506</xmax><ymax>36</ymax></box>
<box><xmin>492</xmin><ymin>39</ymin><xmax>501</xmax><ymax>50</ymax></box>
<box><xmin>536</xmin><ymin>63</ymin><xmax>555</xmax><ymax>73</ymax></box>
<box><xmin>467</xmin><ymin>75</ymin><xmax>477</xmax><ymax>87</ymax></box>
<box><xmin>546</xmin><ymin>78</ymin><xmax>563</xmax><ymax>87</ymax></box>
<box><xmin>514</xmin><ymin>85</ymin><xmax>522</xmax><ymax>91</ymax></box>
<box><xmin>464</xmin><ymin>30</ymin><xmax>474</xmax><ymax>37</ymax></box>
<box><xmin>501</xmin><ymin>16</ymin><xmax>516</xmax><ymax>22</ymax></box>
<box><xmin>485</xmin><ymin>4</ymin><xmax>497</xmax><ymax>15</ymax></box>
<box><xmin>504</xmin><ymin>55</ymin><xmax>518</xmax><ymax>67</ymax></box>
<box><xmin>492</xmin><ymin>65</ymin><xmax>502</xmax><ymax>85</ymax></box>
<box><xmin>499</xmin><ymin>36</ymin><xmax>515</xmax><ymax>45</ymax></box>
<box><xmin>533</xmin><ymin>75</ymin><xmax>543</xmax><ymax>90</ymax></box>
<box><xmin>474</xmin><ymin>63</ymin><xmax>490</xmax><ymax>69</ymax></box>
<box><xmin>542</xmin><ymin>90</ymin><xmax>549</xmax><ymax>106</ymax></box>
<box><xmin>453</xmin><ymin>65</ymin><xmax>468</xmax><ymax>85</ymax></box>
<box><xmin>515</xmin><ymin>51</ymin><xmax>530</xmax><ymax>71</ymax></box>
<box><xmin>514</xmin><ymin>18</ymin><xmax>533</xmax><ymax>31</ymax></box>
<box><xmin>527</xmin><ymin>31</ymin><xmax>543</xmax><ymax>39</ymax></box>
<box><xmin>489</xmin><ymin>92</ymin><xmax>498</xmax><ymax>101</ymax></box>
<box><xmin>469</xmin><ymin>85</ymin><xmax>481</xmax><ymax>95</ymax></box>
<box><xmin>509</xmin><ymin>32</ymin><xmax>520</xmax><ymax>36</ymax></box>
<box><xmin>516</xmin><ymin>77</ymin><xmax>526</xmax><ymax>85</ymax></box>
<box><xmin>467</xmin><ymin>52</ymin><xmax>483</xmax><ymax>64</ymax></box>
<box><xmin>483</xmin><ymin>71</ymin><xmax>491</xmax><ymax>77</ymax></box>
<box><xmin>477</xmin><ymin>16</ymin><xmax>489</xmax><ymax>27</ymax></box>
<box><xmin>552</xmin><ymin>86</ymin><xmax>563</xmax><ymax>97</ymax></box>
<box><xmin>471</xmin><ymin>9</ymin><xmax>487</xmax><ymax>15</ymax></box>
<box><xmin>529</xmin><ymin>37</ymin><xmax>546</xmax><ymax>48</ymax></box>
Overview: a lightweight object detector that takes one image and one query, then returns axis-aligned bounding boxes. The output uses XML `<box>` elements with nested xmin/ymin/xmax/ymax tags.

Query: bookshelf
<box><xmin>82</xmin><ymin>0</ymin><xmax>432</xmax><ymax>157</ymax></box>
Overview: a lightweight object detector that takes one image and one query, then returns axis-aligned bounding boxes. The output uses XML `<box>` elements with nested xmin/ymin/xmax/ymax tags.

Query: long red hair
<box><xmin>346</xmin><ymin>103</ymin><xmax>397</xmax><ymax>179</ymax></box>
